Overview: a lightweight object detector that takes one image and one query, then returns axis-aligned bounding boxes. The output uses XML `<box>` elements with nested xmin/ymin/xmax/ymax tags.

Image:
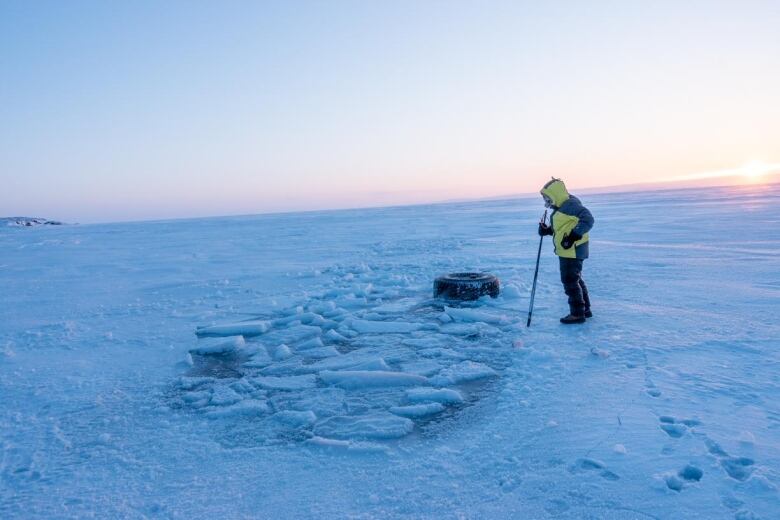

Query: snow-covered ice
<box><xmin>1</xmin><ymin>184</ymin><xmax>779</xmax><ymax>518</ymax></box>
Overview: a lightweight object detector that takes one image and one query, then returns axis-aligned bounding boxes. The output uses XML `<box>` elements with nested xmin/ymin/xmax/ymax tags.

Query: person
<box><xmin>537</xmin><ymin>178</ymin><xmax>594</xmax><ymax>324</ymax></box>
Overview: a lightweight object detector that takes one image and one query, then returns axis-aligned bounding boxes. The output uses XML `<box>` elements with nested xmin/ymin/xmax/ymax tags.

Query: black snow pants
<box><xmin>559</xmin><ymin>257</ymin><xmax>591</xmax><ymax>316</ymax></box>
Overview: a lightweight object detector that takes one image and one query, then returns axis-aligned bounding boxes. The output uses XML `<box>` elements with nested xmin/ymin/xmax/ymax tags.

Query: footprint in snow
<box><xmin>703</xmin><ymin>437</ymin><xmax>756</xmax><ymax>482</ymax></box>
<box><xmin>658</xmin><ymin>415</ymin><xmax>700</xmax><ymax>438</ymax></box>
<box><xmin>643</xmin><ymin>372</ymin><xmax>661</xmax><ymax>397</ymax></box>
<box><xmin>665</xmin><ymin>464</ymin><xmax>704</xmax><ymax>492</ymax></box>
<box><xmin>720</xmin><ymin>456</ymin><xmax>755</xmax><ymax>482</ymax></box>
<box><xmin>569</xmin><ymin>458</ymin><xmax>620</xmax><ymax>481</ymax></box>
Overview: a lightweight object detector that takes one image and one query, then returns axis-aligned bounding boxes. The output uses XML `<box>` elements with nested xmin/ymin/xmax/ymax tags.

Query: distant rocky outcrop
<box><xmin>2</xmin><ymin>217</ymin><xmax>64</xmax><ymax>227</ymax></box>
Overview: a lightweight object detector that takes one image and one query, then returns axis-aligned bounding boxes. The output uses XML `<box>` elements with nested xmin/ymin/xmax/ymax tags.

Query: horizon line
<box><xmin>11</xmin><ymin>174</ymin><xmax>777</xmax><ymax>227</ymax></box>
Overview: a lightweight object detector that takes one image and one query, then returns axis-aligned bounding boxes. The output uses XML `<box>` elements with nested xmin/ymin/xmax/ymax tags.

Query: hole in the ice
<box><xmin>414</xmin><ymin>377</ymin><xmax>502</xmax><ymax>435</ymax></box>
<box><xmin>173</xmin><ymin>286</ymin><xmax>516</xmax><ymax>445</ymax></box>
<box><xmin>188</xmin><ymin>351</ymin><xmax>247</xmax><ymax>379</ymax></box>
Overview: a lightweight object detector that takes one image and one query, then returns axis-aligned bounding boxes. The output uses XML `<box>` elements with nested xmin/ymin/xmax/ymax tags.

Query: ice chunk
<box><xmin>300</xmin><ymin>346</ymin><xmax>340</xmax><ymax>359</ymax></box>
<box><xmin>501</xmin><ymin>284</ymin><xmax>522</xmax><ymax>299</ymax></box>
<box><xmin>445</xmin><ymin>306</ymin><xmax>506</xmax><ymax>324</ymax></box>
<box><xmin>314</xmin><ymin>413</ymin><xmax>414</xmax><ymax>439</ymax></box>
<box><xmin>189</xmin><ymin>335</ymin><xmax>245</xmax><ymax>355</ymax></box>
<box><xmin>205</xmin><ymin>399</ymin><xmax>269</xmax><ymax>419</ymax></box>
<box><xmin>258</xmin><ymin>357</ymin><xmax>305</xmax><ymax>376</ymax></box>
<box><xmin>399</xmin><ymin>360</ymin><xmax>442</xmax><ymax>377</ymax></box>
<box><xmin>270</xmin><ymin>344</ymin><xmax>293</xmax><ymax>361</ymax></box>
<box><xmin>196</xmin><ymin>320</ymin><xmax>271</xmax><ymax>338</ymax></box>
<box><xmin>350</xmin><ymin>319</ymin><xmax>424</xmax><ymax>334</ymax></box>
<box><xmin>348</xmin><ymin>358</ymin><xmax>391</xmax><ymax>371</ymax></box>
<box><xmin>302</xmin><ymin>314</ymin><xmax>327</xmax><ymax>327</ymax></box>
<box><xmin>230</xmin><ymin>378</ymin><xmax>258</xmax><ymax>395</ymax></box>
<box><xmin>252</xmin><ymin>374</ymin><xmax>317</xmax><ymax>390</ymax></box>
<box><xmin>303</xmin><ymin>353</ymin><xmax>389</xmax><ymax>373</ymax></box>
<box><xmin>306</xmin><ymin>436</ymin><xmax>351</xmax><ymax>448</ymax></box>
<box><xmin>319</xmin><ymin>370</ymin><xmax>428</xmax><ymax>389</ymax></box>
<box><xmin>389</xmin><ymin>403</ymin><xmax>445</xmax><ymax>418</ymax></box>
<box><xmin>272</xmin><ymin>410</ymin><xmax>317</xmax><ymax>427</ymax></box>
<box><xmin>181</xmin><ymin>390</ymin><xmax>211</xmax><ymax>407</ymax></box>
<box><xmin>319</xmin><ymin>319</ymin><xmax>339</xmax><ymax>331</ymax></box>
<box><xmin>322</xmin><ymin>307</ymin><xmax>349</xmax><ymax>319</ymax></box>
<box><xmin>176</xmin><ymin>376</ymin><xmax>215</xmax><ymax>390</ymax></box>
<box><xmin>308</xmin><ymin>301</ymin><xmax>336</xmax><ymax>314</ymax></box>
<box><xmin>416</xmin><ymin>347</ymin><xmax>467</xmax><ymax>360</ymax></box>
<box><xmin>324</xmin><ymin>329</ymin><xmax>349</xmax><ymax>342</ymax></box>
<box><xmin>430</xmin><ymin>361</ymin><xmax>496</xmax><ymax>386</ymax></box>
<box><xmin>334</xmin><ymin>296</ymin><xmax>369</xmax><ymax>309</ymax></box>
<box><xmin>261</xmin><ymin>324</ymin><xmax>322</xmax><ymax>345</ymax></box>
<box><xmin>437</xmin><ymin>312</ymin><xmax>453</xmax><ymax>323</ymax></box>
<box><xmin>271</xmin><ymin>387</ymin><xmax>346</xmax><ymax>417</ymax></box>
<box><xmin>351</xmin><ymin>283</ymin><xmax>373</xmax><ymax>297</ymax></box>
<box><xmin>439</xmin><ymin>322</ymin><xmax>499</xmax><ymax>336</ymax></box>
<box><xmin>402</xmin><ymin>337</ymin><xmax>447</xmax><ymax>349</ymax></box>
<box><xmin>179</xmin><ymin>352</ymin><xmax>194</xmax><ymax>368</ymax></box>
<box><xmin>273</xmin><ymin>312</ymin><xmax>320</xmax><ymax>327</ymax></box>
<box><xmin>281</xmin><ymin>325</ymin><xmax>322</xmax><ymax>342</ymax></box>
<box><xmin>339</xmin><ymin>329</ymin><xmax>359</xmax><ymax>339</ymax></box>
<box><xmin>372</xmin><ymin>299</ymin><xmax>417</xmax><ymax>314</ymax></box>
<box><xmin>296</xmin><ymin>336</ymin><xmax>324</xmax><ymax>350</ymax></box>
<box><xmin>243</xmin><ymin>348</ymin><xmax>272</xmax><ymax>368</ymax></box>
<box><xmin>305</xmin><ymin>436</ymin><xmax>388</xmax><ymax>454</ymax></box>
<box><xmin>406</xmin><ymin>388</ymin><xmax>464</xmax><ymax>404</ymax></box>
<box><xmin>210</xmin><ymin>385</ymin><xmax>242</xmax><ymax>406</ymax></box>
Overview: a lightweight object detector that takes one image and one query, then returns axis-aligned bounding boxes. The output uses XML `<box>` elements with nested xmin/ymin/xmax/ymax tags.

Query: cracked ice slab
<box><xmin>405</xmin><ymin>388</ymin><xmax>465</xmax><ymax>404</ymax></box>
<box><xmin>313</xmin><ymin>413</ymin><xmax>414</xmax><ymax>440</ymax></box>
<box><xmin>196</xmin><ymin>320</ymin><xmax>271</xmax><ymax>338</ymax></box>
<box><xmin>444</xmin><ymin>306</ymin><xmax>506</xmax><ymax>324</ymax></box>
<box><xmin>189</xmin><ymin>335</ymin><xmax>246</xmax><ymax>355</ymax></box>
<box><xmin>319</xmin><ymin>370</ymin><xmax>428</xmax><ymax>389</ymax></box>
<box><xmin>301</xmin><ymin>354</ymin><xmax>391</xmax><ymax>373</ymax></box>
<box><xmin>389</xmin><ymin>403</ymin><xmax>446</xmax><ymax>418</ymax></box>
<box><xmin>429</xmin><ymin>361</ymin><xmax>497</xmax><ymax>386</ymax></box>
<box><xmin>349</xmin><ymin>319</ymin><xmax>426</xmax><ymax>334</ymax></box>
<box><xmin>205</xmin><ymin>399</ymin><xmax>269</xmax><ymax>419</ymax></box>
<box><xmin>251</xmin><ymin>374</ymin><xmax>318</xmax><ymax>390</ymax></box>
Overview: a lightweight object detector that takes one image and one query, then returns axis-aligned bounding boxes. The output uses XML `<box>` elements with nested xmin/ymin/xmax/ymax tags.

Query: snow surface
<box><xmin>1</xmin><ymin>184</ymin><xmax>779</xmax><ymax>518</ymax></box>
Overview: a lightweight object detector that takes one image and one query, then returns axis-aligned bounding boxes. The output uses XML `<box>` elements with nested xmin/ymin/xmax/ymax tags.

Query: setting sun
<box><xmin>742</xmin><ymin>161</ymin><xmax>768</xmax><ymax>178</ymax></box>
<box><xmin>662</xmin><ymin>160</ymin><xmax>780</xmax><ymax>186</ymax></box>
<box><xmin>739</xmin><ymin>160</ymin><xmax>780</xmax><ymax>183</ymax></box>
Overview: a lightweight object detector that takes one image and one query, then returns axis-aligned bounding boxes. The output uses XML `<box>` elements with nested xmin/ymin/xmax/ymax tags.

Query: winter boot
<box><xmin>560</xmin><ymin>314</ymin><xmax>586</xmax><ymax>324</ymax></box>
<box><xmin>584</xmin><ymin>309</ymin><xmax>593</xmax><ymax>318</ymax></box>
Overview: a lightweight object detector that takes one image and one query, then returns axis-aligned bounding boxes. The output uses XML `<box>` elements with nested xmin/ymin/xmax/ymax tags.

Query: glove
<box><xmin>538</xmin><ymin>222</ymin><xmax>553</xmax><ymax>237</ymax></box>
<box><xmin>561</xmin><ymin>231</ymin><xmax>582</xmax><ymax>249</ymax></box>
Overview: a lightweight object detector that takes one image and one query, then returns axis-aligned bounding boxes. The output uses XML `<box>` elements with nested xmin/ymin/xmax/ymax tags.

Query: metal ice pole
<box><xmin>526</xmin><ymin>210</ymin><xmax>548</xmax><ymax>327</ymax></box>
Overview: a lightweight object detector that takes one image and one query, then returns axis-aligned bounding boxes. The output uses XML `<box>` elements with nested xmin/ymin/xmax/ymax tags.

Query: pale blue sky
<box><xmin>1</xmin><ymin>1</ymin><xmax>778</xmax><ymax>222</ymax></box>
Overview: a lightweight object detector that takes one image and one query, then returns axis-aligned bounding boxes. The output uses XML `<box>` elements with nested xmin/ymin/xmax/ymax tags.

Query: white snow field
<box><xmin>1</xmin><ymin>184</ymin><xmax>779</xmax><ymax>519</ymax></box>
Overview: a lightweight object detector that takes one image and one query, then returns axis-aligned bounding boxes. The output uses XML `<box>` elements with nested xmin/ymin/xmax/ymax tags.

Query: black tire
<box><xmin>433</xmin><ymin>272</ymin><xmax>500</xmax><ymax>301</ymax></box>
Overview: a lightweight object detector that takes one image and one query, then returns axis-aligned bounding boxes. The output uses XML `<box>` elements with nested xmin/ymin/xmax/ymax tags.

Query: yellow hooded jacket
<box><xmin>540</xmin><ymin>179</ymin><xmax>594</xmax><ymax>259</ymax></box>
